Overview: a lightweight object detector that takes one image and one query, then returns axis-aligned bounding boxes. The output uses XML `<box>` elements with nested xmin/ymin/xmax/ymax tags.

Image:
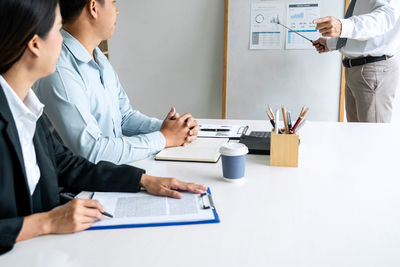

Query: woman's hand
<box><xmin>16</xmin><ymin>199</ymin><xmax>105</xmax><ymax>242</ymax></box>
<box><xmin>46</xmin><ymin>199</ymin><xmax>105</xmax><ymax>233</ymax></box>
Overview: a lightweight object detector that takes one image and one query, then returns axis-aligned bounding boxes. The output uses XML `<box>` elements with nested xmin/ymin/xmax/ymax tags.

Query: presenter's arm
<box><xmin>313</xmin><ymin>2</ymin><xmax>399</xmax><ymax>40</ymax></box>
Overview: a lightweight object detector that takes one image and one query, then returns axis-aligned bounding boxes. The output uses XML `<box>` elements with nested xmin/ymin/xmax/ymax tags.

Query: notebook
<box><xmin>155</xmin><ymin>138</ymin><xmax>229</xmax><ymax>163</ymax></box>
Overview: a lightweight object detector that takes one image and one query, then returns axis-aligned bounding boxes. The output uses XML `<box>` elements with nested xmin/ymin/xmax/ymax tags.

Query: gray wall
<box><xmin>227</xmin><ymin>0</ymin><xmax>345</xmax><ymax>121</ymax></box>
<box><xmin>109</xmin><ymin>0</ymin><xmax>225</xmax><ymax>119</ymax></box>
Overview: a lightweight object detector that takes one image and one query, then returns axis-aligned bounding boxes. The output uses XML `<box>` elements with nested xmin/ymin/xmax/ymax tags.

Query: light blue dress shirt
<box><xmin>34</xmin><ymin>29</ymin><xmax>165</xmax><ymax>164</ymax></box>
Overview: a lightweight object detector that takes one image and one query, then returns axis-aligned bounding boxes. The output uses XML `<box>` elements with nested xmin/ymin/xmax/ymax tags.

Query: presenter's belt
<box><xmin>342</xmin><ymin>55</ymin><xmax>393</xmax><ymax>68</ymax></box>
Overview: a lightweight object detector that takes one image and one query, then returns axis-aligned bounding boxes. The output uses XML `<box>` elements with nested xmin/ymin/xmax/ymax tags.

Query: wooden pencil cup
<box><xmin>270</xmin><ymin>132</ymin><xmax>299</xmax><ymax>167</ymax></box>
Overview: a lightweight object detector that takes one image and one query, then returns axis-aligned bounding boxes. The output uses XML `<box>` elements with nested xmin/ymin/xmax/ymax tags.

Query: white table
<box><xmin>1</xmin><ymin>120</ymin><xmax>400</xmax><ymax>267</ymax></box>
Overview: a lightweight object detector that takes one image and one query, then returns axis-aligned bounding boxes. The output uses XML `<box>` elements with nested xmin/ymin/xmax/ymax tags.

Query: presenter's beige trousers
<box><xmin>345</xmin><ymin>56</ymin><xmax>400</xmax><ymax>123</ymax></box>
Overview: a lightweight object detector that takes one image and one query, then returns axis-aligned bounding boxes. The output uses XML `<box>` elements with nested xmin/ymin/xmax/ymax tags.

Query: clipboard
<box><xmin>87</xmin><ymin>188</ymin><xmax>220</xmax><ymax>230</ymax></box>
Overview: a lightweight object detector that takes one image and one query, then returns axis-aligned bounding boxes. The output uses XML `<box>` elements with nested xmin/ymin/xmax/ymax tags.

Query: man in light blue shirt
<box><xmin>34</xmin><ymin>0</ymin><xmax>198</xmax><ymax>164</ymax></box>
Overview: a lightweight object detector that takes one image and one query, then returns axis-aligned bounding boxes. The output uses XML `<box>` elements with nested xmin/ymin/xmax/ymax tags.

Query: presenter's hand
<box><xmin>312</xmin><ymin>38</ymin><xmax>329</xmax><ymax>53</ymax></box>
<box><xmin>313</xmin><ymin>16</ymin><xmax>342</xmax><ymax>38</ymax></box>
<box><xmin>161</xmin><ymin>107</ymin><xmax>193</xmax><ymax>147</ymax></box>
<box><xmin>46</xmin><ymin>199</ymin><xmax>105</xmax><ymax>233</ymax></box>
<box><xmin>140</xmin><ymin>174</ymin><xmax>207</xmax><ymax>199</ymax></box>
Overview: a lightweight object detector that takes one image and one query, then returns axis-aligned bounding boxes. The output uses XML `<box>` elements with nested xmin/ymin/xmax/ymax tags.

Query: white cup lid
<box><xmin>219</xmin><ymin>143</ymin><xmax>249</xmax><ymax>156</ymax></box>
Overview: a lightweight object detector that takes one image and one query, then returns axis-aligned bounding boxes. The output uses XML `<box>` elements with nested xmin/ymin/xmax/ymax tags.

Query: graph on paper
<box><xmin>290</xmin><ymin>12</ymin><xmax>305</xmax><ymax>19</ymax></box>
<box><xmin>250</xmin><ymin>2</ymin><xmax>285</xmax><ymax>50</ymax></box>
<box><xmin>286</xmin><ymin>2</ymin><xmax>321</xmax><ymax>49</ymax></box>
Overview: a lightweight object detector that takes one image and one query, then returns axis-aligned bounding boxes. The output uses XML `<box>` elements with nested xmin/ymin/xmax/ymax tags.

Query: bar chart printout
<box><xmin>286</xmin><ymin>2</ymin><xmax>321</xmax><ymax>49</ymax></box>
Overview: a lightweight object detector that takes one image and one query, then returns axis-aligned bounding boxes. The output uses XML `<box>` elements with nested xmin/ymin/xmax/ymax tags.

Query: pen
<box><xmin>287</xmin><ymin>111</ymin><xmax>292</xmax><ymax>131</ymax></box>
<box><xmin>294</xmin><ymin>119</ymin><xmax>307</xmax><ymax>134</ymax></box>
<box><xmin>60</xmin><ymin>193</ymin><xmax>114</xmax><ymax>218</ymax></box>
<box><xmin>200</xmin><ymin>128</ymin><xmax>230</xmax><ymax>132</ymax></box>
<box><xmin>291</xmin><ymin>106</ymin><xmax>309</xmax><ymax>134</ymax></box>
<box><xmin>290</xmin><ymin>116</ymin><xmax>303</xmax><ymax>133</ymax></box>
<box><xmin>265</xmin><ymin>110</ymin><xmax>276</xmax><ymax>129</ymax></box>
<box><xmin>275</xmin><ymin>109</ymin><xmax>280</xmax><ymax>134</ymax></box>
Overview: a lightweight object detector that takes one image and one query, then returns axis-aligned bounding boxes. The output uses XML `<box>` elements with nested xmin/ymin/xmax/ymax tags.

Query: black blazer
<box><xmin>0</xmin><ymin>85</ymin><xmax>145</xmax><ymax>255</ymax></box>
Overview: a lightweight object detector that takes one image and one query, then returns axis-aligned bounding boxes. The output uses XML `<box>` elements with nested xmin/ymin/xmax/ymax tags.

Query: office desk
<box><xmin>1</xmin><ymin>120</ymin><xmax>400</xmax><ymax>267</ymax></box>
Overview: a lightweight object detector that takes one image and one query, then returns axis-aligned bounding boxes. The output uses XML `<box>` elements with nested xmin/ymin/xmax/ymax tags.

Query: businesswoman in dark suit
<box><xmin>0</xmin><ymin>0</ymin><xmax>206</xmax><ymax>255</ymax></box>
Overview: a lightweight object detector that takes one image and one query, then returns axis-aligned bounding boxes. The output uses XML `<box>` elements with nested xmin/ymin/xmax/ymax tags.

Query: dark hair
<box><xmin>59</xmin><ymin>0</ymin><xmax>104</xmax><ymax>25</ymax></box>
<box><xmin>0</xmin><ymin>0</ymin><xmax>58</xmax><ymax>74</ymax></box>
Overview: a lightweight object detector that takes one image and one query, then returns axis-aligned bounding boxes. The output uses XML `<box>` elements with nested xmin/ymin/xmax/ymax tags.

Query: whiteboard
<box><xmin>226</xmin><ymin>0</ymin><xmax>345</xmax><ymax>121</ymax></box>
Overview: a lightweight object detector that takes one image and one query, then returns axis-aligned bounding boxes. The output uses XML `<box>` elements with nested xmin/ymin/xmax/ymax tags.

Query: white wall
<box><xmin>109</xmin><ymin>0</ymin><xmax>225</xmax><ymax>119</ymax></box>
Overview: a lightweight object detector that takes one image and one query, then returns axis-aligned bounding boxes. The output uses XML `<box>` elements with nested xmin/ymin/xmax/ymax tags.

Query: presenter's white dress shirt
<box><xmin>327</xmin><ymin>0</ymin><xmax>400</xmax><ymax>58</ymax></box>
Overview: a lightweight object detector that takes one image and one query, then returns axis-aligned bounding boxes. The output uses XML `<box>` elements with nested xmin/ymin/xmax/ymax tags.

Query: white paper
<box><xmin>250</xmin><ymin>1</ymin><xmax>285</xmax><ymax>50</ymax></box>
<box><xmin>91</xmin><ymin>191</ymin><xmax>216</xmax><ymax>227</ymax></box>
<box><xmin>285</xmin><ymin>2</ymin><xmax>321</xmax><ymax>49</ymax></box>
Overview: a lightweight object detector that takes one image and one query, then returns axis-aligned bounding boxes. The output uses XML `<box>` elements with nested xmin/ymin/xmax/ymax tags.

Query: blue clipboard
<box><xmin>87</xmin><ymin>188</ymin><xmax>220</xmax><ymax>231</ymax></box>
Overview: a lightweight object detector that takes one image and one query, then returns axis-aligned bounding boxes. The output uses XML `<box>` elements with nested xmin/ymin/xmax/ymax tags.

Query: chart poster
<box><xmin>250</xmin><ymin>1</ymin><xmax>285</xmax><ymax>50</ymax></box>
<box><xmin>285</xmin><ymin>2</ymin><xmax>321</xmax><ymax>49</ymax></box>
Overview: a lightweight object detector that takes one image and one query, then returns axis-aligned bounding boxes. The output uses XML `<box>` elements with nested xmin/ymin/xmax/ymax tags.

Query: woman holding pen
<box><xmin>0</xmin><ymin>0</ymin><xmax>206</xmax><ymax>255</ymax></box>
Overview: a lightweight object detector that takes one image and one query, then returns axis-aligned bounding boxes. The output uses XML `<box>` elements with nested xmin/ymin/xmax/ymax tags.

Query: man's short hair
<box><xmin>59</xmin><ymin>0</ymin><xmax>104</xmax><ymax>24</ymax></box>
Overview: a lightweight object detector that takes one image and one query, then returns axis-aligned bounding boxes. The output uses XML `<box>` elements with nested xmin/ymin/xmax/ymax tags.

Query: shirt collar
<box><xmin>93</xmin><ymin>47</ymin><xmax>108</xmax><ymax>68</ymax></box>
<box><xmin>0</xmin><ymin>75</ymin><xmax>44</xmax><ymax>121</ymax></box>
<box><xmin>61</xmin><ymin>28</ymin><xmax>93</xmax><ymax>63</ymax></box>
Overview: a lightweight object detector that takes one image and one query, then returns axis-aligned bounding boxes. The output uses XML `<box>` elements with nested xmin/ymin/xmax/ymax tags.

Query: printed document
<box><xmin>91</xmin><ymin>192</ymin><xmax>215</xmax><ymax>228</ymax></box>
<box><xmin>250</xmin><ymin>1</ymin><xmax>284</xmax><ymax>50</ymax></box>
<box><xmin>285</xmin><ymin>1</ymin><xmax>321</xmax><ymax>49</ymax></box>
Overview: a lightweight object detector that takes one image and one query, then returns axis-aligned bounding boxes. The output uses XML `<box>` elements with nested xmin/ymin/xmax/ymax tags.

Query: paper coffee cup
<box><xmin>219</xmin><ymin>143</ymin><xmax>249</xmax><ymax>182</ymax></box>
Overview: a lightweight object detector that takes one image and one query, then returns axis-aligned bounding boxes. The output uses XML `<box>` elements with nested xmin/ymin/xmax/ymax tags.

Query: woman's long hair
<box><xmin>0</xmin><ymin>0</ymin><xmax>58</xmax><ymax>74</ymax></box>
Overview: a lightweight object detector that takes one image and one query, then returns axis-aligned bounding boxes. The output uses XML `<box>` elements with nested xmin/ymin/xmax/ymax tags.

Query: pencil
<box><xmin>282</xmin><ymin>106</ymin><xmax>289</xmax><ymax>134</ymax></box>
<box><xmin>301</xmin><ymin>107</ymin><xmax>309</xmax><ymax>119</ymax></box>
<box><xmin>266</xmin><ymin>110</ymin><xmax>272</xmax><ymax>120</ymax></box>
<box><xmin>268</xmin><ymin>105</ymin><xmax>275</xmax><ymax>120</ymax></box>
<box><xmin>300</xmin><ymin>105</ymin><xmax>306</xmax><ymax>116</ymax></box>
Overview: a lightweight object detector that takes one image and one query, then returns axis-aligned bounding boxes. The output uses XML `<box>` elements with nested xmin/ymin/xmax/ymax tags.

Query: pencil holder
<box><xmin>270</xmin><ymin>132</ymin><xmax>299</xmax><ymax>167</ymax></box>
